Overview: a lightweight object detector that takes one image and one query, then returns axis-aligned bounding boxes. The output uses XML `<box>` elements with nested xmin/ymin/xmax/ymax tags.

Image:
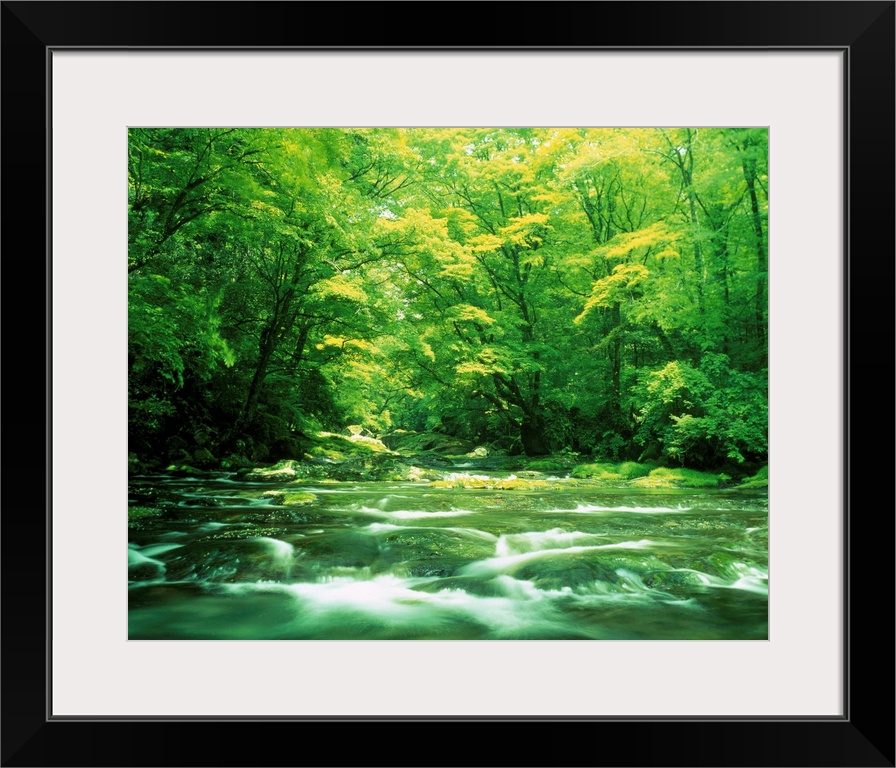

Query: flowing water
<box><xmin>128</xmin><ymin>471</ymin><xmax>768</xmax><ymax>640</ymax></box>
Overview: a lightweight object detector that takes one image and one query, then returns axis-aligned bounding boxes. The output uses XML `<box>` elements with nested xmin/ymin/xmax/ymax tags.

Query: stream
<box><xmin>128</xmin><ymin>471</ymin><xmax>768</xmax><ymax>640</ymax></box>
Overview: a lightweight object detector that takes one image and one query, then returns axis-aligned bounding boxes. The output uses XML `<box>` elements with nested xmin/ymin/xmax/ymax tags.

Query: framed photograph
<box><xmin>4</xmin><ymin>2</ymin><xmax>893</xmax><ymax>765</ymax></box>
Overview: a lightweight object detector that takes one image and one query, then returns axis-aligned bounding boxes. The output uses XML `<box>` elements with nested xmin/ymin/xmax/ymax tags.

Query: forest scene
<box><xmin>128</xmin><ymin>127</ymin><xmax>769</xmax><ymax>640</ymax></box>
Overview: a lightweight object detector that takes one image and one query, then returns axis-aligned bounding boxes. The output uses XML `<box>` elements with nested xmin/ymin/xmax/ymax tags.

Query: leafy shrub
<box><xmin>632</xmin><ymin>353</ymin><xmax>767</xmax><ymax>468</ymax></box>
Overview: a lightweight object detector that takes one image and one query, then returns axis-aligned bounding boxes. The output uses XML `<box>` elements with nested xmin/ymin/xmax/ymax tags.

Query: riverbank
<box><xmin>131</xmin><ymin>429</ymin><xmax>767</xmax><ymax>491</ymax></box>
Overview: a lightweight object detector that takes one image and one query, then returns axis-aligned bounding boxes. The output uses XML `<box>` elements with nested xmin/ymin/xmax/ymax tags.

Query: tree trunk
<box><xmin>742</xmin><ymin>155</ymin><xmax>767</xmax><ymax>346</ymax></box>
<box><xmin>232</xmin><ymin>326</ymin><xmax>278</xmax><ymax>438</ymax></box>
<box><xmin>520</xmin><ymin>415</ymin><xmax>549</xmax><ymax>456</ymax></box>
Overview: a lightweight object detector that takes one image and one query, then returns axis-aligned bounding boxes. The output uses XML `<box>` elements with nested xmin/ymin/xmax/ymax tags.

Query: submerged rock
<box><xmin>128</xmin><ymin>547</ymin><xmax>166</xmax><ymax>581</ymax></box>
<box><xmin>643</xmin><ymin>570</ymin><xmax>709</xmax><ymax>591</ymax></box>
<box><xmin>374</xmin><ymin>529</ymin><xmax>495</xmax><ymax>576</ymax></box>
<box><xmin>292</xmin><ymin>531</ymin><xmax>380</xmax><ymax>570</ymax></box>
<box><xmin>512</xmin><ymin>553</ymin><xmax>621</xmax><ymax>591</ymax></box>
<box><xmin>165</xmin><ymin>537</ymin><xmax>305</xmax><ymax>583</ymax></box>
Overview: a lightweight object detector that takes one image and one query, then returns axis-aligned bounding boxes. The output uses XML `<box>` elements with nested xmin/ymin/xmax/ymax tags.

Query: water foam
<box><xmin>495</xmin><ymin>528</ymin><xmax>608</xmax><ymax>556</ymax></box>
<box><xmin>139</xmin><ymin>542</ymin><xmax>184</xmax><ymax>558</ymax></box>
<box><xmin>557</xmin><ymin>503</ymin><xmax>693</xmax><ymax>514</ymax></box>
<box><xmin>358</xmin><ymin>505</ymin><xmax>478</xmax><ymax>520</ymax></box>
<box><xmin>257</xmin><ymin>537</ymin><xmax>295</xmax><ymax>578</ymax></box>
<box><xmin>462</xmin><ymin>540</ymin><xmax>669</xmax><ymax>577</ymax></box>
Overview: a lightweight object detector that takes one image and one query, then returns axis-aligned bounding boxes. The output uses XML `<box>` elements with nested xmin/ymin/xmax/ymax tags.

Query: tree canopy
<box><xmin>129</xmin><ymin>127</ymin><xmax>768</xmax><ymax>469</ymax></box>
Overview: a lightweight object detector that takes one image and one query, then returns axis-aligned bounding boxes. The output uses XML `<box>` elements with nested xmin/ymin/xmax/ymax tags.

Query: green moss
<box><xmin>571</xmin><ymin>462</ymin><xmax>616</xmax><ymax>480</ymax></box>
<box><xmin>616</xmin><ymin>461</ymin><xmax>654</xmax><ymax>479</ymax></box>
<box><xmin>204</xmin><ymin>526</ymin><xmax>287</xmax><ymax>541</ymax></box>
<box><xmin>381</xmin><ymin>430</ymin><xmax>475</xmax><ymax>456</ymax></box>
<box><xmin>309</xmin><ymin>446</ymin><xmax>347</xmax><ymax>460</ymax></box>
<box><xmin>570</xmin><ymin>461</ymin><xmax>655</xmax><ymax>481</ymax></box>
<box><xmin>429</xmin><ymin>476</ymin><xmax>550</xmax><ymax>491</ymax></box>
<box><xmin>309</xmin><ymin>432</ymin><xmax>394</xmax><ymax>458</ymax></box>
<box><xmin>281</xmin><ymin>491</ymin><xmax>317</xmax><ymax>507</ymax></box>
<box><xmin>737</xmin><ymin>465</ymin><xmax>768</xmax><ymax>488</ymax></box>
<box><xmin>570</xmin><ymin>462</ymin><xmax>595</xmax><ymax>479</ymax></box>
<box><xmin>245</xmin><ymin>462</ymin><xmax>301</xmax><ymax>481</ymax></box>
<box><xmin>630</xmin><ymin>467</ymin><xmax>723</xmax><ymax>489</ymax></box>
<box><xmin>164</xmin><ymin>464</ymin><xmax>203</xmax><ymax>475</ymax></box>
<box><xmin>525</xmin><ymin>458</ymin><xmax>572</xmax><ymax>472</ymax></box>
<box><xmin>128</xmin><ymin>505</ymin><xmax>164</xmax><ymax>520</ymax></box>
<box><xmin>282</xmin><ymin>492</ymin><xmax>317</xmax><ymax>505</ymax></box>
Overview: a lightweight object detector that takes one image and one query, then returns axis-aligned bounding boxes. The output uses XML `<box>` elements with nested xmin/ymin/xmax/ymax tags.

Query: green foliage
<box><xmin>129</xmin><ymin>274</ymin><xmax>234</xmax><ymax>388</ymax></box>
<box><xmin>571</xmin><ymin>461</ymin><xmax>654</xmax><ymax>481</ymax></box>
<box><xmin>617</xmin><ymin>461</ymin><xmax>654</xmax><ymax>479</ymax></box>
<box><xmin>571</xmin><ymin>463</ymin><xmax>622</xmax><ymax>481</ymax></box>
<box><xmin>128</xmin><ymin>128</ymin><xmax>768</xmax><ymax>470</ymax></box>
<box><xmin>524</xmin><ymin>458</ymin><xmax>573</xmax><ymax>472</ymax></box>
<box><xmin>632</xmin><ymin>354</ymin><xmax>767</xmax><ymax>468</ymax></box>
<box><xmin>631</xmin><ymin>467</ymin><xmax>726</xmax><ymax>488</ymax></box>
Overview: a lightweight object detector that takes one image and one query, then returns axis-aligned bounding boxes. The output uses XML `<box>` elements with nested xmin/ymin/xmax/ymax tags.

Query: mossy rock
<box><xmin>128</xmin><ymin>561</ymin><xmax>165</xmax><ymax>581</ymax></box>
<box><xmin>192</xmin><ymin>448</ymin><xmax>216</xmax><ymax>468</ymax></box>
<box><xmin>616</xmin><ymin>462</ymin><xmax>655</xmax><ymax>479</ymax></box>
<box><xmin>630</xmin><ymin>467</ymin><xmax>723</xmax><ymax>489</ymax></box>
<box><xmin>572</xmin><ymin>463</ymin><xmax>618</xmax><ymax>480</ymax></box>
<box><xmin>128</xmin><ymin>505</ymin><xmax>164</xmax><ymax>521</ymax></box>
<box><xmin>194</xmin><ymin>430</ymin><xmax>212</xmax><ymax>447</ymax></box>
<box><xmin>524</xmin><ymin>458</ymin><xmax>571</xmax><ymax>472</ymax></box>
<box><xmin>642</xmin><ymin>570</ymin><xmax>709</xmax><ymax>591</ymax></box>
<box><xmin>164</xmin><ymin>464</ymin><xmax>204</xmax><ymax>476</ymax></box>
<box><xmin>701</xmin><ymin>551</ymin><xmax>762</xmax><ymax>580</ymax></box>
<box><xmin>164</xmin><ymin>538</ymin><xmax>303</xmax><ymax>583</ymax></box>
<box><xmin>392</xmin><ymin>558</ymin><xmax>478</xmax><ymax>578</ymax></box>
<box><xmin>411</xmin><ymin>576</ymin><xmax>510</xmax><ymax>598</ymax></box>
<box><xmin>737</xmin><ymin>465</ymin><xmax>769</xmax><ymax>489</ymax></box>
<box><xmin>262</xmin><ymin>490</ymin><xmax>317</xmax><ymax>506</ymax></box>
<box><xmin>201</xmin><ymin>526</ymin><xmax>288</xmax><ymax>541</ymax></box>
<box><xmin>428</xmin><ymin>476</ymin><xmax>549</xmax><ymax>491</ymax></box>
<box><xmin>406</xmin><ymin>466</ymin><xmax>443</xmax><ymax>482</ymax></box>
<box><xmin>244</xmin><ymin>460</ymin><xmax>303</xmax><ymax>481</ymax></box>
<box><xmin>220</xmin><ymin>454</ymin><xmax>253</xmax><ymax>470</ymax></box>
<box><xmin>374</xmin><ymin>529</ymin><xmax>495</xmax><ymax>572</ymax></box>
<box><xmin>292</xmin><ymin>531</ymin><xmax>381</xmax><ymax>570</ymax></box>
<box><xmin>571</xmin><ymin>461</ymin><xmax>655</xmax><ymax>482</ymax></box>
<box><xmin>264</xmin><ymin>508</ymin><xmax>323</xmax><ymax>524</ymax></box>
<box><xmin>345</xmin><ymin>433</ymin><xmax>393</xmax><ymax>453</ymax></box>
<box><xmin>309</xmin><ymin>432</ymin><xmax>394</xmax><ymax>459</ymax></box>
<box><xmin>513</xmin><ymin>553</ymin><xmax>621</xmax><ymax>591</ymax></box>
<box><xmin>381</xmin><ymin>431</ymin><xmax>476</xmax><ymax>456</ymax></box>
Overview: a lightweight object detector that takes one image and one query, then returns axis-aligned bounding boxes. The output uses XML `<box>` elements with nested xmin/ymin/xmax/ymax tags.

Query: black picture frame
<box><xmin>3</xmin><ymin>2</ymin><xmax>893</xmax><ymax>766</ymax></box>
